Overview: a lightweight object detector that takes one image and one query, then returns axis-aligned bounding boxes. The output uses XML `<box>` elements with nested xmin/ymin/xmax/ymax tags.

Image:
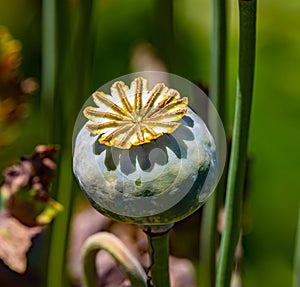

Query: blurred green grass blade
<box><xmin>47</xmin><ymin>151</ymin><xmax>74</xmax><ymax>287</ymax></box>
<box><xmin>153</xmin><ymin>0</ymin><xmax>174</xmax><ymax>71</ymax></box>
<box><xmin>41</xmin><ymin>0</ymin><xmax>56</xmax><ymax>142</ymax></box>
<box><xmin>45</xmin><ymin>0</ymin><xmax>95</xmax><ymax>286</ymax></box>
<box><xmin>45</xmin><ymin>1</ymin><xmax>72</xmax><ymax>286</ymax></box>
<box><xmin>293</xmin><ymin>207</ymin><xmax>300</xmax><ymax>287</ymax></box>
<box><xmin>199</xmin><ymin>196</ymin><xmax>218</xmax><ymax>287</ymax></box>
<box><xmin>199</xmin><ymin>0</ymin><xmax>227</xmax><ymax>286</ymax></box>
<box><xmin>216</xmin><ymin>1</ymin><xmax>257</xmax><ymax>287</ymax></box>
<box><xmin>209</xmin><ymin>0</ymin><xmax>227</xmax><ymax>115</ymax></box>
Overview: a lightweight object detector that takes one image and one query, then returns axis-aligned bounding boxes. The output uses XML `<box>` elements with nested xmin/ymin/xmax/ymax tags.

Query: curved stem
<box><xmin>82</xmin><ymin>232</ymin><xmax>147</xmax><ymax>287</ymax></box>
<box><xmin>145</xmin><ymin>228</ymin><xmax>171</xmax><ymax>287</ymax></box>
<box><xmin>216</xmin><ymin>1</ymin><xmax>257</xmax><ymax>287</ymax></box>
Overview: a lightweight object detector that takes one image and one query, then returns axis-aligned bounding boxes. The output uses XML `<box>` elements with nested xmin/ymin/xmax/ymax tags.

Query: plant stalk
<box><xmin>199</xmin><ymin>0</ymin><xmax>227</xmax><ymax>285</ymax></box>
<box><xmin>41</xmin><ymin>0</ymin><xmax>56</xmax><ymax>143</ymax></box>
<box><xmin>82</xmin><ymin>232</ymin><xmax>147</xmax><ymax>287</ymax></box>
<box><xmin>145</xmin><ymin>227</ymin><xmax>171</xmax><ymax>287</ymax></box>
<box><xmin>46</xmin><ymin>1</ymin><xmax>94</xmax><ymax>286</ymax></box>
<box><xmin>153</xmin><ymin>0</ymin><xmax>174</xmax><ymax>72</ymax></box>
<box><xmin>216</xmin><ymin>1</ymin><xmax>257</xmax><ymax>287</ymax></box>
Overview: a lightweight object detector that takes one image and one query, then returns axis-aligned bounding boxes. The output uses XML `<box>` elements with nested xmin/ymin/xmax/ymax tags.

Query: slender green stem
<box><xmin>82</xmin><ymin>232</ymin><xmax>147</xmax><ymax>287</ymax></box>
<box><xmin>209</xmin><ymin>0</ymin><xmax>227</xmax><ymax>115</ymax></box>
<box><xmin>216</xmin><ymin>1</ymin><xmax>257</xmax><ymax>287</ymax></box>
<box><xmin>74</xmin><ymin>0</ymin><xmax>95</xmax><ymax>105</ymax></box>
<box><xmin>47</xmin><ymin>151</ymin><xmax>74</xmax><ymax>287</ymax></box>
<box><xmin>199</xmin><ymin>193</ymin><xmax>218</xmax><ymax>287</ymax></box>
<box><xmin>153</xmin><ymin>0</ymin><xmax>174</xmax><ymax>72</ymax></box>
<box><xmin>145</xmin><ymin>229</ymin><xmax>170</xmax><ymax>287</ymax></box>
<box><xmin>293</xmin><ymin>207</ymin><xmax>300</xmax><ymax>287</ymax></box>
<box><xmin>41</xmin><ymin>0</ymin><xmax>56</xmax><ymax>142</ymax></box>
<box><xmin>46</xmin><ymin>1</ymin><xmax>94</xmax><ymax>286</ymax></box>
<box><xmin>45</xmin><ymin>2</ymin><xmax>72</xmax><ymax>285</ymax></box>
<box><xmin>199</xmin><ymin>0</ymin><xmax>227</xmax><ymax>286</ymax></box>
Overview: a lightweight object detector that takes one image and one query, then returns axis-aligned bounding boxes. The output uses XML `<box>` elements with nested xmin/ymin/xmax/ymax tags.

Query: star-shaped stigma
<box><xmin>83</xmin><ymin>77</ymin><xmax>188</xmax><ymax>149</ymax></box>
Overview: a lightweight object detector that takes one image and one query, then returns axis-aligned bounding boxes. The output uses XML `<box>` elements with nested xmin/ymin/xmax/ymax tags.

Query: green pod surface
<box><xmin>73</xmin><ymin>107</ymin><xmax>217</xmax><ymax>225</ymax></box>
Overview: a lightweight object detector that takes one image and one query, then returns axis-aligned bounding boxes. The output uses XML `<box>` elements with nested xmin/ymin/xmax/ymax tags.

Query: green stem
<box><xmin>46</xmin><ymin>151</ymin><xmax>74</xmax><ymax>287</ymax></box>
<box><xmin>293</xmin><ymin>207</ymin><xmax>300</xmax><ymax>287</ymax></box>
<box><xmin>41</xmin><ymin>0</ymin><xmax>56</xmax><ymax>142</ymax></box>
<box><xmin>209</xmin><ymin>0</ymin><xmax>227</xmax><ymax>114</ymax></box>
<box><xmin>153</xmin><ymin>0</ymin><xmax>174</xmax><ymax>72</ymax></box>
<box><xmin>145</xmin><ymin>228</ymin><xmax>170</xmax><ymax>287</ymax></box>
<box><xmin>82</xmin><ymin>232</ymin><xmax>147</xmax><ymax>287</ymax></box>
<box><xmin>199</xmin><ymin>0</ymin><xmax>227</xmax><ymax>285</ymax></box>
<box><xmin>199</xmin><ymin>194</ymin><xmax>218</xmax><ymax>287</ymax></box>
<box><xmin>46</xmin><ymin>1</ymin><xmax>94</xmax><ymax>286</ymax></box>
<box><xmin>216</xmin><ymin>1</ymin><xmax>257</xmax><ymax>287</ymax></box>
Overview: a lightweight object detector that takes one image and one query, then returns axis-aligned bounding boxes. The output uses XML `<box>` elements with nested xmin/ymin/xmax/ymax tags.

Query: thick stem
<box><xmin>199</xmin><ymin>0</ymin><xmax>227</xmax><ymax>285</ymax></box>
<box><xmin>82</xmin><ymin>232</ymin><xmax>147</xmax><ymax>287</ymax></box>
<box><xmin>145</xmin><ymin>228</ymin><xmax>171</xmax><ymax>287</ymax></box>
<box><xmin>216</xmin><ymin>1</ymin><xmax>257</xmax><ymax>287</ymax></box>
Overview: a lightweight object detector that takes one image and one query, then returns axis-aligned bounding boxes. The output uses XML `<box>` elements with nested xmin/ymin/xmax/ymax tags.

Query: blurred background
<box><xmin>0</xmin><ymin>0</ymin><xmax>300</xmax><ymax>286</ymax></box>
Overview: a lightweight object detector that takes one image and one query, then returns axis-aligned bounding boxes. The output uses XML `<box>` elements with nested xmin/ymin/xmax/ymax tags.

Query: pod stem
<box><xmin>216</xmin><ymin>1</ymin><xmax>257</xmax><ymax>287</ymax></box>
<box><xmin>143</xmin><ymin>226</ymin><xmax>171</xmax><ymax>287</ymax></box>
<box><xmin>82</xmin><ymin>232</ymin><xmax>147</xmax><ymax>287</ymax></box>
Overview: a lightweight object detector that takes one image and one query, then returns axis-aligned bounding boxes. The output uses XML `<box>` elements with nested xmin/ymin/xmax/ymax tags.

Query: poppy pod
<box><xmin>73</xmin><ymin>74</ymin><xmax>224</xmax><ymax>225</ymax></box>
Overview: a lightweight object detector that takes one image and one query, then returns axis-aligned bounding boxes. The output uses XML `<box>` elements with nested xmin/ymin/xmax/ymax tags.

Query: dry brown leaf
<box><xmin>0</xmin><ymin>211</ymin><xmax>41</xmax><ymax>273</ymax></box>
<box><xmin>0</xmin><ymin>145</ymin><xmax>62</xmax><ymax>273</ymax></box>
<box><xmin>2</xmin><ymin>145</ymin><xmax>60</xmax><ymax>226</ymax></box>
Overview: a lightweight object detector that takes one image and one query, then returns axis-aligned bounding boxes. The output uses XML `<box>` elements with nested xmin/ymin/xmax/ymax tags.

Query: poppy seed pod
<box><xmin>73</xmin><ymin>75</ymin><xmax>222</xmax><ymax>225</ymax></box>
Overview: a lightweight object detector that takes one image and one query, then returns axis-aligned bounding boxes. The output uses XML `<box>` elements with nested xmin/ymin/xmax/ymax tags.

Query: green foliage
<box><xmin>0</xmin><ymin>0</ymin><xmax>300</xmax><ymax>286</ymax></box>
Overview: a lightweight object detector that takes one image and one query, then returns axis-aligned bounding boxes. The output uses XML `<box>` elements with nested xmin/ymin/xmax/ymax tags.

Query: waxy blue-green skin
<box><xmin>73</xmin><ymin>108</ymin><xmax>217</xmax><ymax>225</ymax></box>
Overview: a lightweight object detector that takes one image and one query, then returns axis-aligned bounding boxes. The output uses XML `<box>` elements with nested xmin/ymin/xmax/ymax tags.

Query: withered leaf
<box><xmin>0</xmin><ymin>211</ymin><xmax>42</xmax><ymax>273</ymax></box>
<box><xmin>1</xmin><ymin>145</ymin><xmax>62</xmax><ymax>226</ymax></box>
<box><xmin>2</xmin><ymin>144</ymin><xmax>59</xmax><ymax>195</ymax></box>
<box><xmin>0</xmin><ymin>145</ymin><xmax>63</xmax><ymax>273</ymax></box>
